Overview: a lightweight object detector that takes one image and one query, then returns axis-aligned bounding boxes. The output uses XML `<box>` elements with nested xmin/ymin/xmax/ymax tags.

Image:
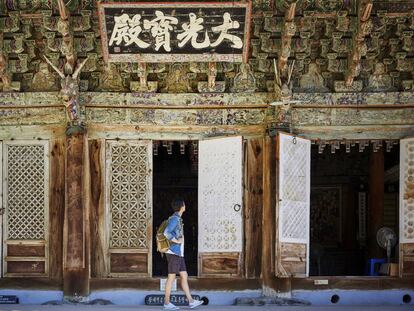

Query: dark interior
<box><xmin>310</xmin><ymin>143</ymin><xmax>399</xmax><ymax>276</ymax></box>
<box><xmin>152</xmin><ymin>141</ymin><xmax>198</xmax><ymax>277</ymax></box>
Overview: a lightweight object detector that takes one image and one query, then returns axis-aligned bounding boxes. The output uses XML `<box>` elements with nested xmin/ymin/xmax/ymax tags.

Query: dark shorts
<box><xmin>166</xmin><ymin>253</ymin><xmax>187</xmax><ymax>274</ymax></box>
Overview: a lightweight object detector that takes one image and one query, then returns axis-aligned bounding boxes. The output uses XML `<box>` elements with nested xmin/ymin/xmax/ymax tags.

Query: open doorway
<box><xmin>309</xmin><ymin>141</ymin><xmax>400</xmax><ymax>276</ymax></box>
<box><xmin>152</xmin><ymin>141</ymin><xmax>198</xmax><ymax>277</ymax></box>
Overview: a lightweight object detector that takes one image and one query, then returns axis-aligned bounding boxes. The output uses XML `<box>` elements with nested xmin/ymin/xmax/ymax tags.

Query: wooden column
<box><xmin>244</xmin><ymin>139</ymin><xmax>263</xmax><ymax>278</ymax></box>
<box><xmin>262</xmin><ymin>136</ymin><xmax>291</xmax><ymax>296</ymax></box>
<box><xmin>49</xmin><ymin>139</ymin><xmax>65</xmax><ymax>280</ymax></box>
<box><xmin>368</xmin><ymin>147</ymin><xmax>385</xmax><ymax>258</ymax></box>
<box><xmin>89</xmin><ymin>139</ymin><xmax>107</xmax><ymax>278</ymax></box>
<box><xmin>63</xmin><ymin>132</ymin><xmax>90</xmax><ymax>298</ymax></box>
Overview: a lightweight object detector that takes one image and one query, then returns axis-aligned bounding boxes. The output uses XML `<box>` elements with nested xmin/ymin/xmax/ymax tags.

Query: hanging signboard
<box><xmin>98</xmin><ymin>2</ymin><xmax>251</xmax><ymax>63</ymax></box>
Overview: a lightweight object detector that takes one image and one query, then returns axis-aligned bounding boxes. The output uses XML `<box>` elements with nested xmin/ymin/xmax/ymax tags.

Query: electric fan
<box><xmin>376</xmin><ymin>227</ymin><xmax>397</xmax><ymax>262</ymax></box>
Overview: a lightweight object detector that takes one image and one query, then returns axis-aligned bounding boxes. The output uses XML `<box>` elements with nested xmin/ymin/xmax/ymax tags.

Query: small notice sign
<box><xmin>145</xmin><ymin>294</ymin><xmax>201</xmax><ymax>306</ymax></box>
<box><xmin>160</xmin><ymin>278</ymin><xmax>177</xmax><ymax>291</ymax></box>
<box><xmin>0</xmin><ymin>295</ymin><xmax>18</xmax><ymax>304</ymax></box>
<box><xmin>98</xmin><ymin>2</ymin><xmax>251</xmax><ymax>63</ymax></box>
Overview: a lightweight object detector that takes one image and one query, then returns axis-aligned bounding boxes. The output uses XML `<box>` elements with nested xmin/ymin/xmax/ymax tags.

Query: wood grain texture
<box><xmin>244</xmin><ymin>138</ymin><xmax>263</xmax><ymax>278</ymax></box>
<box><xmin>401</xmin><ymin>243</ymin><xmax>414</xmax><ymax>276</ymax></box>
<box><xmin>7</xmin><ymin>261</ymin><xmax>45</xmax><ymax>274</ymax></box>
<box><xmin>280</xmin><ymin>243</ymin><xmax>307</xmax><ymax>276</ymax></box>
<box><xmin>89</xmin><ymin>139</ymin><xmax>107</xmax><ymax>278</ymax></box>
<box><xmin>368</xmin><ymin>148</ymin><xmax>385</xmax><ymax>258</ymax></box>
<box><xmin>64</xmin><ymin>134</ymin><xmax>85</xmax><ymax>269</ymax></box>
<box><xmin>90</xmin><ymin>277</ymin><xmax>261</xmax><ymax>291</ymax></box>
<box><xmin>110</xmin><ymin>253</ymin><xmax>148</xmax><ymax>274</ymax></box>
<box><xmin>7</xmin><ymin>245</ymin><xmax>45</xmax><ymax>257</ymax></box>
<box><xmin>262</xmin><ymin>136</ymin><xmax>291</xmax><ymax>294</ymax></box>
<box><xmin>199</xmin><ymin>253</ymin><xmax>240</xmax><ymax>277</ymax></box>
<box><xmin>63</xmin><ymin>133</ymin><xmax>90</xmax><ymax>297</ymax></box>
<box><xmin>49</xmin><ymin>139</ymin><xmax>65</xmax><ymax>280</ymax></box>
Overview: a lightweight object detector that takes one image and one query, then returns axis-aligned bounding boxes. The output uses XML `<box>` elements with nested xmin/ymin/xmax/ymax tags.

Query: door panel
<box><xmin>276</xmin><ymin>133</ymin><xmax>311</xmax><ymax>278</ymax></box>
<box><xmin>105</xmin><ymin>140</ymin><xmax>152</xmax><ymax>277</ymax></box>
<box><xmin>400</xmin><ymin>137</ymin><xmax>414</xmax><ymax>276</ymax></box>
<box><xmin>0</xmin><ymin>141</ymin><xmax>2</xmax><ymax>277</ymax></box>
<box><xmin>2</xmin><ymin>140</ymin><xmax>49</xmax><ymax>277</ymax></box>
<box><xmin>198</xmin><ymin>136</ymin><xmax>243</xmax><ymax>277</ymax></box>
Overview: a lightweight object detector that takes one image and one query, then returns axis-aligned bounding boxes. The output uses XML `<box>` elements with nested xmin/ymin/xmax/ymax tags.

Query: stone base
<box><xmin>235</xmin><ymin>296</ymin><xmax>310</xmax><ymax>306</ymax></box>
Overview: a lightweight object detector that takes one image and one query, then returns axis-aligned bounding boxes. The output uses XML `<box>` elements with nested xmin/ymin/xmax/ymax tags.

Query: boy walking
<box><xmin>163</xmin><ymin>198</ymin><xmax>203</xmax><ymax>310</ymax></box>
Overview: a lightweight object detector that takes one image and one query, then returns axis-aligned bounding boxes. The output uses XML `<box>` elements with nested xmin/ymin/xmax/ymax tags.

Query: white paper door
<box><xmin>399</xmin><ymin>137</ymin><xmax>414</xmax><ymax>276</ymax></box>
<box><xmin>276</xmin><ymin>133</ymin><xmax>311</xmax><ymax>277</ymax></box>
<box><xmin>198</xmin><ymin>136</ymin><xmax>243</xmax><ymax>276</ymax></box>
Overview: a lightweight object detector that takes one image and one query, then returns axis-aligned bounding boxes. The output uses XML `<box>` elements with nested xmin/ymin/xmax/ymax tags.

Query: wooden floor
<box><xmin>0</xmin><ymin>276</ymin><xmax>413</xmax><ymax>291</ymax></box>
<box><xmin>91</xmin><ymin>278</ymin><xmax>262</xmax><ymax>291</ymax></box>
<box><xmin>292</xmin><ymin>276</ymin><xmax>414</xmax><ymax>290</ymax></box>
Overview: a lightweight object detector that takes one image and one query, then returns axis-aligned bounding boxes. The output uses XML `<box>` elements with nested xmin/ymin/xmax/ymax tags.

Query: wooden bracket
<box><xmin>278</xmin><ymin>3</ymin><xmax>296</xmax><ymax>75</ymax></box>
<box><xmin>345</xmin><ymin>0</ymin><xmax>373</xmax><ymax>87</ymax></box>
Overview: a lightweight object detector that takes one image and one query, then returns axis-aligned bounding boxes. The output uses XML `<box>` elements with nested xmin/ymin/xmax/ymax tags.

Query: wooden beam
<box><xmin>278</xmin><ymin>3</ymin><xmax>296</xmax><ymax>74</ymax></box>
<box><xmin>291</xmin><ymin>125</ymin><xmax>414</xmax><ymax>140</ymax></box>
<box><xmin>49</xmin><ymin>139</ymin><xmax>65</xmax><ymax>281</ymax></box>
<box><xmin>244</xmin><ymin>139</ymin><xmax>263</xmax><ymax>278</ymax></box>
<box><xmin>85</xmin><ymin>104</ymin><xmax>268</xmax><ymax>110</ymax></box>
<box><xmin>345</xmin><ymin>0</ymin><xmax>373</xmax><ymax>86</ymax></box>
<box><xmin>63</xmin><ymin>133</ymin><xmax>90</xmax><ymax>298</ymax></box>
<box><xmin>262</xmin><ymin>136</ymin><xmax>291</xmax><ymax>295</ymax></box>
<box><xmin>367</xmin><ymin>147</ymin><xmax>385</xmax><ymax>258</ymax></box>
<box><xmin>88</xmin><ymin>124</ymin><xmax>267</xmax><ymax>140</ymax></box>
<box><xmin>89</xmin><ymin>139</ymin><xmax>108</xmax><ymax>278</ymax></box>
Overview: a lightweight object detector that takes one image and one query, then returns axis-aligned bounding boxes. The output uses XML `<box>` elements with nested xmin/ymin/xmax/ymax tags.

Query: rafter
<box><xmin>278</xmin><ymin>2</ymin><xmax>296</xmax><ymax>75</ymax></box>
<box><xmin>57</xmin><ymin>0</ymin><xmax>76</xmax><ymax>74</ymax></box>
<box><xmin>345</xmin><ymin>0</ymin><xmax>373</xmax><ymax>87</ymax></box>
<box><xmin>0</xmin><ymin>53</ymin><xmax>12</xmax><ymax>91</ymax></box>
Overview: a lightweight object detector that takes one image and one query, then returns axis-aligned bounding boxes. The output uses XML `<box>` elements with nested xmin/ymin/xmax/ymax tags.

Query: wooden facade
<box><xmin>0</xmin><ymin>0</ymin><xmax>414</xmax><ymax>300</ymax></box>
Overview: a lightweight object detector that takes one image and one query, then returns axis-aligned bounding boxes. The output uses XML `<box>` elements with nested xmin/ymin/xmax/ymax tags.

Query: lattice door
<box><xmin>2</xmin><ymin>141</ymin><xmax>49</xmax><ymax>277</ymax></box>
<box><xmin>400</xmin><ymin>137</ymin><xmax>414</xmax><ymax>276</ymax></box>
<box><xmin>0</xmin><ymin>142</ymin><xmax>2</xmax><ymax>278</ymax></box>
<box><xmin>276</xmin><ymin>133</ymin><xmax>310</xmax><ymax>277</ymax></box>
<box><xmin>106</xmin><ymin>140</ymin><xmax>152</xmax><ymax>276</ymax></box>
<box><xmin>198</xmin><ymin>137</ymin><xmax>243</xmax><ymax>277</ymax></box>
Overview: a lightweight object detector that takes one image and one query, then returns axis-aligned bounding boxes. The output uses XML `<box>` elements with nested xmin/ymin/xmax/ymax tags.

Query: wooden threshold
<box><xmin>91</xmin><ymin>277</ymin><xmax>261</xmax><ymax>291</ymax></box>
<box><xmin>0</xmin><ymin>278</ymin><xmax>62</xmax><ymax>290</ymax></box>
<box><xmin>292</xmin><ymin>276</ymin><xmax>414</xmax><ymax>290</ymax></box>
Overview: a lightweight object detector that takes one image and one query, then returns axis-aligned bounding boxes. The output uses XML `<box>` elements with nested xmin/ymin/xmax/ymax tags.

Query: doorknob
<box><xmin>233</xmin><ymin>204</ymin><xmax>241</xmax><ymax>212</ymax></box>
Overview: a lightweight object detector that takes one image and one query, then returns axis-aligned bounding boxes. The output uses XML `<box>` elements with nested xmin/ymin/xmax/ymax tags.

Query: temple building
<box><xmin>0</xmin><ymin>0</ymin><xmax>413</xmax><ymax>305</ymax></box>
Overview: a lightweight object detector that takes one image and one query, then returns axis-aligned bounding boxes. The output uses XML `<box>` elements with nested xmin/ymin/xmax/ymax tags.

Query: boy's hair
<box><xmin>171</xmin><ymin>198</ymin><xmax>185</xmax><ymax>212</ymax></box>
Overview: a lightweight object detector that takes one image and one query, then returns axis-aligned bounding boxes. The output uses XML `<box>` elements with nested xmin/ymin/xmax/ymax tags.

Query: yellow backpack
<box><xmin>156</xmin><ymin>217</ymin><xmax>171</xmax><ymax>253</ymax></box>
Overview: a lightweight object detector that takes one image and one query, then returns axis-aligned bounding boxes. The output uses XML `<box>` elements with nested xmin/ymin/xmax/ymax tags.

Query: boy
<box><xmin>163</xmin><ymin>198</ymin><xmax>203</xmax><ymax>310</ymax></box>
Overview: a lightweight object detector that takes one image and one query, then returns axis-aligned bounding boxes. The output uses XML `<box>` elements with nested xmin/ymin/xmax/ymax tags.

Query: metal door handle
<box><xmin>233</xmin><ymin>204</ymin><xmax>241</xmax><ymax>212</ymax></box>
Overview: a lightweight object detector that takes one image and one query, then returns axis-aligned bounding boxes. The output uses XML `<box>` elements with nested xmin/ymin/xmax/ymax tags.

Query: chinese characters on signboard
<box><xmin>98</xmin><ymin>2</ymin><xmax>251</xmax><ymax>62</ymax></box>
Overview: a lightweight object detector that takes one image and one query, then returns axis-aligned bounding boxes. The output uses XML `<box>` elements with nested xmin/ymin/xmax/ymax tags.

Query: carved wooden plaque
<box><xmin>98</xmin><ymin>2</ymin><xmax>251</xmax><ymax>63</ymax></box>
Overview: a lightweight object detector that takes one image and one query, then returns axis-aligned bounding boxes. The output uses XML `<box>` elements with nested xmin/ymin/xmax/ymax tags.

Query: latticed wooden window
<box><xmin>107</xmin><ymin>141</ymin><xmax>152</xmax><ymax>249</ymax></box>
<box><xmin>4</xmin><ymin>143</ymin><xmax>48</xmax><ymax>240</ymax></box>
<box><xmin>2</xmin><ymin>140</ymin><xmax>49</xmax><ymax>277</ymax></box>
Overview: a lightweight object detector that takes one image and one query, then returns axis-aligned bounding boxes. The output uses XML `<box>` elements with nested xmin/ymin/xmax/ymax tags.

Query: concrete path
<box><xmin>0</xmin><ymin>305</ymin><xmax>412</xmax><ymax>311</ymax></box>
